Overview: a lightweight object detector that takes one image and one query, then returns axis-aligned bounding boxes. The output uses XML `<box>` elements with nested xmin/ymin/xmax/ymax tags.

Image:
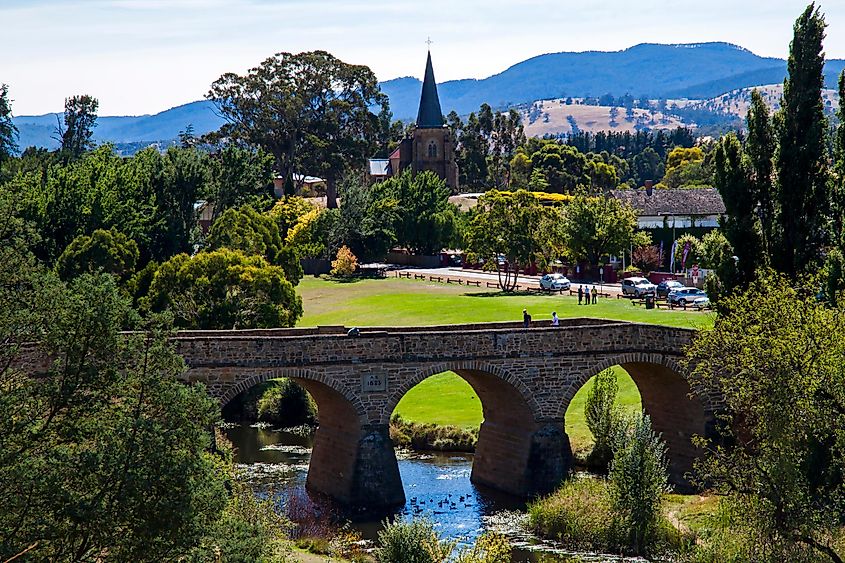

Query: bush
<box><xmin>453</xmin><ymin>532</ymin><xmax>512</xmax><ymax>563</ymax></box>
<box><xmin>585</xmin><ymin>368</ymin><xmax>621</xmax><ymax>470</ymax></box>
<box><xmin>331</xmin><ymin>245</ymin><xmax>357</xmax><ymax>276</ymax></box>
<box><xmin>528</xmin><ymin>477</ymin><xmax>617</xmax><ymax>550</ymax></box>
<box><xmin>55</xmin><ymin>228</ymin><xmax>139</xmax><ymax>281</ymax></box>
<box><xmin>257</xmin><ymin>379</ymin><xmax>317</xmax><ymax>427</ymax></box>
<box><xmin>374</xmin><ymin>518</ymin><xmax>455</xmax><ymax>563</ymax></box>
<box><xmin>390</xmin><ymin>414</ymin><xmax>477</xmax><ymax>452</ymax></box>
<box><xmin>610</xmin><ymin>413</ymin><xmax>670</xmax><ymax>554</ymax></box>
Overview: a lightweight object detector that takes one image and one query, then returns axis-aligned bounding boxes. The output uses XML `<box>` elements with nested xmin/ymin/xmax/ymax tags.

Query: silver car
<box><xmin>621</xmin><ymin>277</ymin><xmax>657</xmax><ymax>297</ymax></box>
<box><xmin>540</xmin><ymin>273</ymin><xmax>571</xmax><ymax>290</ymax></box>
<box><xmin>668</xmin><ymin>287</ymin><xmax>707</xmax><ymax>305</ymax></box>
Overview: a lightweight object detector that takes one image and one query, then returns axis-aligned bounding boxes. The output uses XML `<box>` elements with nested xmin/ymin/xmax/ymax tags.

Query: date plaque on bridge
<box><xmin>362</xmin><ymin>373</ymin><xmax>387</xmax><ymax>393</ymax></box>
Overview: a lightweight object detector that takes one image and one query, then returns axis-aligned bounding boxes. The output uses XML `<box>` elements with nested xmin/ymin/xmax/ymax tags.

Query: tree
<box><xmin>0</xmin><ymin>273</ymin><xmax>228</xmax><ymax>561</ymax></box>
<box><xmin>207</xmin><ymin>205</ymin><xmax>283</xmax><ymax>264</ymax></box>
<box><xmin>712</xmin><ymin>134</ymin><xmax>765</xmax><ymax>294</ymax></box>
<box><xmin>57</xmin><ymin>94</ymin><xmax>98</xmax><ymax>162</ymax></box>
<box><xmin>208</xmin><ymin>50</ymin><xmax>386</xmax><ymax>208</ymax></box>
<box><xmin>561</xmin><ymin>194</ymin><xmax>644</xmax><ymax>265</ymax></box>
<box><xmin>746</xmin><ymin>89</ymin><xmax>776</xmax><ymax>255</ymax></box>
<box><xmin>0</xmin><ymin>84</ymin><xmax>18</xmax><ymax>168</ymax></box>
<box><xmin>456</xmin><ymin>112</ymin><xmax>489</xmax><ymax>189</ymax></box>
<box><xmin>631</xmin><ymin>245</ymin><xmax>662</xmax><ymax>273</ymax></box>
<box><xmin>374</xmin><ymin>170</ymin><xmax>458</xmax><ymax>255</ymax></box>
<box><xmin>585</xmin><ymin>369</ymin><xmax>621</xmax><ymax>470</ymax></box>
<box><xmin>206</xmin><ymin>145</ymin><xmax>274</xmax><ymax>219</ymax></box>
<box><xmin>55</xmin><ymin>228</ymin><xmax>139</xmax><ymax>281</ymax></box>
<box><xmin>630</xmin><ymin>147</ymin><xmax>664</xmax><ymax>188</ymax></box>
<box><xmin>143</xmin><ymin>248</ymin><xmax>302</xmax><ymax>329</ymax></box>
<box><xmin>686</xmin><ymin>274</ymin><xmax>845</xmax><ymax>562</ymax></box>
<box><xmin>330</xmin><ymin>178</ymin><xmax>396</xmax><ymax>262</ymax></box>
<box><xmin>465</xmin><ymin>190</ymin><xmax>545</xmax><ymax>291</ymax></box>
<box><xmin>331</xmin><ymin>245</ymin><xmax>357</xmax><ymax>276</ymax></box>
<box><xmin>609</xmin><ymin>414</ymin><xmax>669</xmax><ymax>556</ymax></box>
<box><xmin>773</xmin><ymin>4</ymin><xmax>830</xmax><ymax>276</ymax></box>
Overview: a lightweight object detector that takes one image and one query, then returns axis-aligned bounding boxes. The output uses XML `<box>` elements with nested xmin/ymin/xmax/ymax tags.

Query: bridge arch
<box><xmin>386</xmin><ymin>361</ymin><xmax>567</xmax><ymax>497</ymax></box>
<box><xmin>560</xmin><ymin>352</ymin><xmax>711</xmax><ymax>488</ymax></box>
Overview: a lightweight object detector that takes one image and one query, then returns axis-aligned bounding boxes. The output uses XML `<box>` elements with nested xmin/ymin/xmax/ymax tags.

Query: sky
<box><xmin>4</xmin><ymin>0</ymin><xmax>845</xmax><ymax>116</ymax></box>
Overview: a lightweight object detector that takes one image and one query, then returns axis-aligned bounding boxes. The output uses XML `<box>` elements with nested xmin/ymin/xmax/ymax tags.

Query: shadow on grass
<box><xmin>463</xmin><ymin>290</ymin><xmax>555</xmax><ymax>298</ymax></box>
<box><xmin>314</xmin><ymin>274</ymin><xmax>386</xmax><ymax>284</ymax></box>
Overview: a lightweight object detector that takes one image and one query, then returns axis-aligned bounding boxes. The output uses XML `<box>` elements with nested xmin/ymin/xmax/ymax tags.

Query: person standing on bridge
<box><xmin>552</xmin><ymin>311</ymin><xmax>559</xmax><ymax>326</ymax></box>
<box><xmin>523</xmin><ymin>309</ymin><xmax>531</xmax><ymax>328</ymax></box>
<box><xmin>577</xmin><ymin>285</ymin><xmax>583</xmax><ymax>305</ymax></box>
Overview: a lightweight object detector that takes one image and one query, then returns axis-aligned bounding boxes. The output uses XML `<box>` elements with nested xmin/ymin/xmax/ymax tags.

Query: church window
<box><xmin>428</xmin><ymin>141</ymin><xmax>438</xmax><ymax>158</ymax></box>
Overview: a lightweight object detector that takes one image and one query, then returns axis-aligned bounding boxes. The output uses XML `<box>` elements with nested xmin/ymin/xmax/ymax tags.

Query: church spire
<box><xmin>416</xmin><ymin>51</ymin><xmax>445</xmax><ymax>128</ymax></box>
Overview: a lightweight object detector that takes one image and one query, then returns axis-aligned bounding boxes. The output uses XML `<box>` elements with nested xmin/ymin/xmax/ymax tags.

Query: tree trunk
<box><xmin>326</xmin><ymin>175</ymin><xmax>338</xmax><ymax>209</ymax></box>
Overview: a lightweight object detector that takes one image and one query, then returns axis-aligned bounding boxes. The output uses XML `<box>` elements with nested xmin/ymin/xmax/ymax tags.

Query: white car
<box><xmin>540</xmin><ymin>273</ymin><xmax>571</xmax><ymax>291</ymax></box>
<box><xmin>621</xmin><ymin>277</ymin><xmax>657</xmax><ymax>297</ymax></box>
<box><xmin>692</xmin><ymin>296</ymin><xmax>711</xmax><ymax>310</ymax></box>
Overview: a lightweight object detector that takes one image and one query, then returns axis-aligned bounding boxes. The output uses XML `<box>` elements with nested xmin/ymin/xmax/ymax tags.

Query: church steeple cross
<box><xmin>426</xmin><ymin>37</ymin><xmax>433</xmax><ymax>48</ymax></box>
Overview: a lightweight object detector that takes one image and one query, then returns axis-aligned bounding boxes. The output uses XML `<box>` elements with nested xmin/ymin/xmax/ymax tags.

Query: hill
<box><xmin>520</xmin><ymin>99</ymin><xmax>688</xmax><ymax>137</ymax></box>
<box><xmin>13</xmin><ymin>100</ymin><xmax>224</xmax><ymax>152</ymax></box>
<box><xmin>11</xmin><ymin>42</ymin><xmax>845</xmax><ymax>151</ymax></box>
<box><xmin>381</xmin><ymin>42</ymin><xmax>845</xmax><ymax>119</ymax></box>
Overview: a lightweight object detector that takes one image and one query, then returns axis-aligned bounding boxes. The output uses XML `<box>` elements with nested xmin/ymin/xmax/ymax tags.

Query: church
<box><xmin>369</xmin><ymin>52</ymin><xmax>459</xmax><ymax>189</ymax></box>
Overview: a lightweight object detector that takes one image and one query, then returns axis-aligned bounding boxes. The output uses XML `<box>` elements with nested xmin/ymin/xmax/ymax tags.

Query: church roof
<box><xmin>416</xmin><ymin>51</ymin><xmax>445</xmax><ymax>128</ymax></box>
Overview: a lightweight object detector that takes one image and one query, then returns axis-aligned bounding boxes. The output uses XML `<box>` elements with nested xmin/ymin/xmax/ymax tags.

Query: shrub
<box><xmin>331</xmin><ymin>245</ymin><xmax>357</xmax><ymax>276</ymax></box>
<box><xmin>528</xmin><ymin>477</ymin><xmax>617</xmax><ymax>550</ymax></box>
<box><xmin>453</xmin><ymin>532</ymin><xmax>512</xmax><ymax>563</ymax></box>
<box><xmin>55</xmin><ymin>228</ymin><xmax>139</xmax><ymax>281</ymax></box>
<box><xmin>257</xmin><ymin>379</ymin><xmax>317</xmax><ymax>427</ymax></box>
<box><xmin>374</xmin><ymin>518</ymin><xmax>455</xmax><ymax>563</ymax></box>
<box><xmin>609</xmin><ymin>413</ymin><xmax>670</xmax><ymax>554</ymax></box>
<box><xmin>390</xmin><ymin>414</ymin><xmax>477</xmax><ymax>452</ymax></box>
<box><xmin>632</xmin><ymin>244</ymin><xmax>662</xmax><ymax>273</ymax></box>
<box><xmin>585</xmin><ymin>368</ymin><xmax>621</xmax><ymax>470</ymax></box>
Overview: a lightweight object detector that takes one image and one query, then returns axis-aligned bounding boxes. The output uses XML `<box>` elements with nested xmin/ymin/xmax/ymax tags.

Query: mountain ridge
<box><xmin>11</xmin><ymin>42</ymin><xmax>845</xmax><ymax>151</ymax></box>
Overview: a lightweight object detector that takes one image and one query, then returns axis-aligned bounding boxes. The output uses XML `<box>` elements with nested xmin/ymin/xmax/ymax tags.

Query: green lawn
<box><xmin>392</xmin><ymin>367</ymin><xmax>641</xmax><ymax>455</ymax></box>
<box><xmin>298</xmin><ymin>276</ymin><xmax>714</xmax><ymax>330</ymax></box>
<box><xmin>298</xmin><ymin>276</ymin><xmax>707</xmax><ymax>452</ymax></box>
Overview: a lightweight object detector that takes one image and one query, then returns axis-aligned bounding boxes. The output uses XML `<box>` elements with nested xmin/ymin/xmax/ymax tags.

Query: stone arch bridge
<box><xmin>172</xmin><ymin>318</ymin><xmax>715</xmax><ymax>510</ymax></box>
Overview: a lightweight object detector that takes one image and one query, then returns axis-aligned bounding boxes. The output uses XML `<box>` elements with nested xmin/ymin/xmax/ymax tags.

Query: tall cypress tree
<box><xmin>773</xmin><ymin>3</ymin><xmax>830</xmax><ymax>276</ymax></box>
<box><xmin>833</xmin><ymin>71</ymin><xmax>845</xmax><ymax>244</ymax></box>
<box><xmin>745</xmin><ymin>89</ymin><xmax>775</xmax><ymax>257</ymax></box>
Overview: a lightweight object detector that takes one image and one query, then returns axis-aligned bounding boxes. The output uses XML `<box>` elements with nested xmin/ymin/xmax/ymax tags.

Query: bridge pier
<box><xmin>472</xmin><ymin>419</ymin><xmax>570</xmax><ymax>497</ymax></box>
<box><xmin>306</xmin><ymin>423</ymin><xmax>404</xmax><ymax>510</ymax></box>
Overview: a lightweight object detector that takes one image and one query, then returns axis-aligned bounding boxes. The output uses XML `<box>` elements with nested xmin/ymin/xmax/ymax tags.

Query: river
<box><xmin>222</xmin><ymin>424</ymin><xmax>644</xmax><ymax>562</ymax></box>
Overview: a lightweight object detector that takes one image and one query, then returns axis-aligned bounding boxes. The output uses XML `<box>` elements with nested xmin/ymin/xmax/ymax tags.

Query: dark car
<box><xmin>657</xmin><ymin>280</ymin><xmax>684</xmax><ymax>297</ymax></box>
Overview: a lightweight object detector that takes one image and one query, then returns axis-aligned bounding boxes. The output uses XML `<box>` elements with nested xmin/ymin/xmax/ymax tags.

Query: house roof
<box><xmin>416</xmin><ymin>51</ymin><xmax>445</xmax><ymax>128</ymax></box>
<box><xmin>610</xmin><ymin>188</ymin><xmax>726</xmax><ymax>216</ymax></box>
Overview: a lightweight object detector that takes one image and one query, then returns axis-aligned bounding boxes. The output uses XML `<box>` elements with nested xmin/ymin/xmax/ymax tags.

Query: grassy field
<box><xmin>298</xmin><ymin>275</ymin><xmax>708</xmax><ymax>453</ymax></box>
<box><xmin>392</xmin><ymin>367</ymin><xmax>641</xmax><ymax>454</ymax></box>
<box><xmin>298</xmin><ymin>276</ymin><xmax>714</xmax><ymax>330</ymax></box>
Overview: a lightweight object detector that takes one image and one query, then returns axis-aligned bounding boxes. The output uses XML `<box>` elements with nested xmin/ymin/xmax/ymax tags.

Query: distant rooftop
<box><xmin>610</xmin><ymin>188</ymin><xmax>726</xmax><ymax>216</ymax></box>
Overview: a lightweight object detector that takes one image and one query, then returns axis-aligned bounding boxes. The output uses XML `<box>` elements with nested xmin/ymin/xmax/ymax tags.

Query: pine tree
<box><xmin>773</xmin><ymin>3</ymin><xmax>830</xmax><ymax>276</ymax></box>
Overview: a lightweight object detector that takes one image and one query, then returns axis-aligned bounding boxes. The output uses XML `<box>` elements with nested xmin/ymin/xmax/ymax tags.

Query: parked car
<box><xmin>667</xmin><ymin>287</ymin><xmax>707</xmax><ymax>305</ymax></box>
<box><xmin>656</xmin><ymin>279</ymin><xmax>684</xmax><ymax>297</ymax></box>
<box><xmin>693</xmin><ymin>296</ymin><xmax>711</xmax><ymax>310</ymax></box>
<box><xmin>621</xmin><ymin>277</ymin><xmax>657</xmax><ymax>297</ymax></box>
<box><xmin>540</xmin><ymin>273</ymin><xmax>571</xmax><ymax>290</ymax></box>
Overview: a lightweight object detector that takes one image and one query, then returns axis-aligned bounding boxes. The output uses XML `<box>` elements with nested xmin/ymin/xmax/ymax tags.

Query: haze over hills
<box><xmin>12</xmin><ymin>42</ymin><xmax>845</xmax><ymax>151</ymax></box>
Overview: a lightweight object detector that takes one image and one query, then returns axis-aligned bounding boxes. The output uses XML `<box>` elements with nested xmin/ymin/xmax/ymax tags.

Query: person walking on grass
<box><xmin>591</xmin><ymin>286</ymin><xmax>598</xmax><ymax>304</ymax></box>
<box><xmin>523</xmin><ymin>309</ymin><xmax>531</xmax><ymax>328</ymax></box>
<box><xmin>552</xmin><ymin>311</ymin><xmax>559</xmax><ymax>326</ymax></box>
<box><xmin>577</xmin><ymin>285</ymin><xmax>583</xmax><ymax>305</ymax></box>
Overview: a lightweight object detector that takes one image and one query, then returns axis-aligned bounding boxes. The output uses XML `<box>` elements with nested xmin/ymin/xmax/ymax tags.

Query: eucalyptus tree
<box><xmin>208</xmin><ymin>50</ymin><xmax>386</xmax><ymax>208</ymax></box>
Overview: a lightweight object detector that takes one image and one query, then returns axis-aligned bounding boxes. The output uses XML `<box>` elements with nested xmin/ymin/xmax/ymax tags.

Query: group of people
<box><xmin>578</xmin><ymin>285</ymin><xmax>598</xmax><ymax>305</ymax></box>
<box><xmin>521</xmin><ymin>284</ymin><xmax>600</xmax><ymax>329</ymax></box>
